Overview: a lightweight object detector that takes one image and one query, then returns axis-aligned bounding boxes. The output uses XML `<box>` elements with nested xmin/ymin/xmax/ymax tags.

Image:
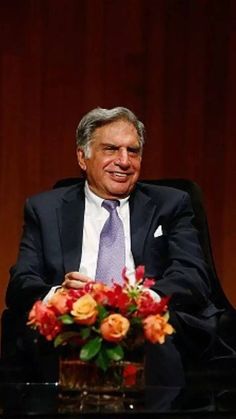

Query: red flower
<box><xmin>123</xmin><ymin>364</ymin><xmax>138</xmax><ymax>387</ymax></box>
<box><xmin>106</xmin><ymin>283</ymin><xmax>130</xmax><ymax>312</ymax></box>
<box><xmin>121</xmin><ymin>267</ymin><xmax>129</xmax><ymax>284</ymax></box>
<box><xmin>65</xmin><ymin>288</ymin><xmax>87</xmax><ymax>310</ymax></box>
<box><xmin>136</xmin><ymin>293</ymin><xmax>169</xmax><ymax>318</ymax></box>
<box><xmin>28</xmin><ymin>301</ymin><xmax>62</xmax><ymax>340</ymax></box>
<box><xmin>27</xmin><ymin>265</ymin><xmax>174</xmax><ymax>373</ymax></box>
<box><xmin>135</xmin><ymin>265</ymin><xmax>145</xmax><ymax>282</ymax></box>
<box><xmin>154</xmin><ymin>296</ymin><xmax>170</xmax><ymax>313</ymax></box>
<box><xmin>91</xmin><ymin>283</ymin><xmax>110</xmax><ymax>305</ymax></box>
<box><xmin>143</xmin><ymin>278</ymin><xmax>155</xmax><ymax>288</ymax></box>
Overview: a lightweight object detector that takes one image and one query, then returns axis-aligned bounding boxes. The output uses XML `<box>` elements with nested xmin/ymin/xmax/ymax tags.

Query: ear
<box><xmin>76</xmin><ymin>148</ymin><xmax>87</xmax><ymax>171</ymax></box>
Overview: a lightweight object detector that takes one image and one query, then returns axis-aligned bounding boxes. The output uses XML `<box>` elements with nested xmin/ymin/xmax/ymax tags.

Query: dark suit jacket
<box><xmin>6</xmin><ymin>181</ymin><xmax>219</xmax><ymax>360</ymax></box>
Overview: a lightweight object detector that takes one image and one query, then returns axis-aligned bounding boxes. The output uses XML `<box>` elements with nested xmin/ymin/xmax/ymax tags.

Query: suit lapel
<box><xmin>57</xmin><ymin>184</ymin><xmax>85</xmax><ymax>273</ymax></box>
<box><xmin>57</xmin><ymin>182</ymin><xmax>159</xmax><ymax>274</ymax></box>
<box><xmin>129</xmin><ymin>186</ymin><xmax>158</xmax><ymax>266</ymax></box>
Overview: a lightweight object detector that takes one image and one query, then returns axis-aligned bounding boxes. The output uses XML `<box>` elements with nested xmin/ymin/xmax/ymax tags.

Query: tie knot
<box><xmin>102</xmin><ymin>199</ymin><xmax>119</xmax><ymax>212</ymax></box>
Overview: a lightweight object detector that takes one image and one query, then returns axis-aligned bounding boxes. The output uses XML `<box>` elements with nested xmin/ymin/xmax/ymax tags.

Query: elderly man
<box><xmin>5</xmin><ymin>107</ymin><xmax>218</xmax><ymax>383</ymax></box>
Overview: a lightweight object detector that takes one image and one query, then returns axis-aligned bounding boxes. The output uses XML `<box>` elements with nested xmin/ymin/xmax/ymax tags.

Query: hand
<box><xmin>62</xmin><ymin>271</ymin><xmax>93</xmax><ymax>289</ymax></box>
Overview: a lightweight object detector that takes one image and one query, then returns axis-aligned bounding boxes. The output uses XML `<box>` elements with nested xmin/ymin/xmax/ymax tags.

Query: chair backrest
<box><xmin>53</xmin><ymin>177</ymin><xmax>230</xmax><ymax>311</ymax></box>
<box><xmin>143</xmin><ymin>179</ymin><xmax>229</xmax><ymax>310</ymax></box>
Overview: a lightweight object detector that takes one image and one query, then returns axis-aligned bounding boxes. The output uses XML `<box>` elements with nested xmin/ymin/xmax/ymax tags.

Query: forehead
<box><xmin>91</xmin><ymin>119</ymin><xmax>139</xmax><ymax>146</ymax></box>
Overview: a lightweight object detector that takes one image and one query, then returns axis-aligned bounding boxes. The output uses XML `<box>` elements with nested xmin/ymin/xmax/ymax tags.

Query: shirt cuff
<box><xmin>147</xmin><ymin>288</ymin><xmax>161</xmax><ymax>302</ymax></box>
<box><xmin>43</xmin><ymin>286</ymin><xmax>62</xmax><ymax>303</ymax></box>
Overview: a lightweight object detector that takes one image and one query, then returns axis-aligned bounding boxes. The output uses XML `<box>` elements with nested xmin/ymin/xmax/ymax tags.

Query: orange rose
<box><xmin>143</xmin><ymin>313</ymin><xmax>174</xmax><ymax>344</ymax></box>
<box><xmin>71</xmin><ymin>294</ymin><xmax>98</xmax><ymax>325</ymax></box>
<box><xmin>100</xmin><ymin>313</ymin><xmax>130</xmax><ymax>343</ymax></box>
<box><xmin>49</xmin><ymin>288</ymin><xmax>69</xmax><ymax>314</ymax></box>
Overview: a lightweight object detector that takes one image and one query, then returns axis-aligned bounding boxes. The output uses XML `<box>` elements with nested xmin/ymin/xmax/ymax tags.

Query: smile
<box><xmin>108</xmin><ymin>171</ymin><xmax>131</xmax><ymax>178</ymax></box>
<box><xmin>113</xmin><ymin>172</ymin><xmax>128</xmax><ymax>177</ymax></box>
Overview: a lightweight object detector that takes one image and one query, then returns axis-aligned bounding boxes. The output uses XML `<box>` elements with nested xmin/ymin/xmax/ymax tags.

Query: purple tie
<box><xmin>95</xmin><ymin>200</ymin><xmax>125</xmax><ymax>285</ymax></box>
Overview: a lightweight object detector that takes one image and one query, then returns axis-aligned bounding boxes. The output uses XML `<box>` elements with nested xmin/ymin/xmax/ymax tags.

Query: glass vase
<box><xmin>59</xmin><ymin>356</ymin><xmax>145</xmax><ymax>411</ymax></box>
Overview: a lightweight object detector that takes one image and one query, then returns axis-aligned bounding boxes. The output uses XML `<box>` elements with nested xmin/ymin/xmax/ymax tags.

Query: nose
<box><xmin>115</xmin><ymin>148</ymin><xmax>130</xmax><ymax>167</ymax></box>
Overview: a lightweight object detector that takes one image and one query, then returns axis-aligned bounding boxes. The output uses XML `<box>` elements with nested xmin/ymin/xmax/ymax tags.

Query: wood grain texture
<box><xmin>0</xmin><ymin>0</ymin><xmax>235</xmax><ymax>325</ymax></box>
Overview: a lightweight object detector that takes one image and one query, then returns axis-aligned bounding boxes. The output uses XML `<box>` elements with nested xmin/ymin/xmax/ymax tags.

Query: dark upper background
<box><xmin>0</xmin><ymin>0</ymin><xmax>235</xmax><ymax>322</ymax></box>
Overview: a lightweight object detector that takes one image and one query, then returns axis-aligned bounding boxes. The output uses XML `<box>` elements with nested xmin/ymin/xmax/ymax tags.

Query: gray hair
<box><xmin>76</xmin><ymin>106</ymin><xmax>145</xmax><ymax>157</ymax></box>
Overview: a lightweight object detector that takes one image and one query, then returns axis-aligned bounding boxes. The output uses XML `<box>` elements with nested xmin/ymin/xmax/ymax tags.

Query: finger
<box><xmin>64</xmin><ymin>271</ymin><xmax>81</xmax><ymax>281</ymax></box>
<box><xmin>62</xmin><ymin>279</ymin><xmax>84</xmax><ymax>289</ymax></box>
<box><xmin>64</xmin><ymin>272</ymin><xmax>92</xmax><ymax>283</ymax></box>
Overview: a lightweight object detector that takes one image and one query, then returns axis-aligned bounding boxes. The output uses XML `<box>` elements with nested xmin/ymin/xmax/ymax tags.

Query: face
<box><xmin>77</xmin><ymin>119</ymin><xmax>142</xmax><ymax>199</ymax></box>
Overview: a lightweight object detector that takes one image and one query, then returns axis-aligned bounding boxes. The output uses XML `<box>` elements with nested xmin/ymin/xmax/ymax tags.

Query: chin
<box><xmin>108</xmin><ymin>185</ymin><xmax>133</xmax><ymax>198</ymax></box>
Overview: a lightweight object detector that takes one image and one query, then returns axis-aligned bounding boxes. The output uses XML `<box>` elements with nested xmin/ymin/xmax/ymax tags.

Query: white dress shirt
<box><xmin>79</xmin><ymin>181</ymin><xmax>136</xmax><ymax>281</ymax></box>
<box><xmin>44</xmin><ymin>181</ymin><xmax>160</xmax><ymax>302</ymax></box>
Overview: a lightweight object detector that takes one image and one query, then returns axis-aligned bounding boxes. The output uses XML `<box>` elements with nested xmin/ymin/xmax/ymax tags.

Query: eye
<box><xmin>106</xmin><ymin>146</ymin><xmax>117</xmax><ymax>150</ymax></box>
<box><xmin>128</xmin><ymin>147</ymin><xmax>141</xmax><ymax>156</ymax></box>
<box><xmin>103</xmin><ymin>145</ymin><xmax>118</xmax><ymax>154</ymax></box>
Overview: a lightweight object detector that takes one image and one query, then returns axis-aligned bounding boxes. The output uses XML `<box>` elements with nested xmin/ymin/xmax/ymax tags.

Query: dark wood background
<box><xmin>0</xmin><ymin>0</ymin><xmax>236</xmax><ymax>322</ymax></box>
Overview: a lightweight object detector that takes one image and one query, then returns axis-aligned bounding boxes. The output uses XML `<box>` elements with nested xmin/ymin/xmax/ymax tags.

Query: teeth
<box><xmin>114</xmin><ymin>172</ymin><xmax>127</xmax><ymax>177</ymax></box>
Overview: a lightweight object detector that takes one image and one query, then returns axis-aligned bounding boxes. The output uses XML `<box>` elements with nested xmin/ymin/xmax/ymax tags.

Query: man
<box><xmin>5</xmin><ymin>107</ymin><xmax>218</xmax><ymax>383</ymax></box>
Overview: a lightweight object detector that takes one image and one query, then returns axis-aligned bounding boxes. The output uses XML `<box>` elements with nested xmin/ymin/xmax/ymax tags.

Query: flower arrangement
<box><xmin>27</xmin><ymin>266</ymin><xmax>174</xmax><ymax>372</ymax></box>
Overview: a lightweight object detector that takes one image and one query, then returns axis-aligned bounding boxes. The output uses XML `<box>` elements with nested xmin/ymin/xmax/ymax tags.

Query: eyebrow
<box><xmin>100</xmin><ymin>142</ymin><xmax>141</xmax><ymax>150</ymax></box>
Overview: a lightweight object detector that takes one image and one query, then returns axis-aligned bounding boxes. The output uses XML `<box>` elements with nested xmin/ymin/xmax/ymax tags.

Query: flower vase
<box><xmin>59</xmin><ymin>356</ymin><xmax>145</xmax><ymax>410</ymax></box>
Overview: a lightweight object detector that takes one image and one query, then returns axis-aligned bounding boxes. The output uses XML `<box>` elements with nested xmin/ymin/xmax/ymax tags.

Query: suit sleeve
<box><xmin>145</xmin><ymin>191</ymin><xmax>221</xmax><ymax>358</ymax></box>
<box><xmin>6</xmin><ymin>199</ymin><xmax>53</xmax><ymax>311</ymax></box>
<box><xmin>152</xmin><ymin>192</ymin><xmax>212</xmax><ymax>312</ymax></box>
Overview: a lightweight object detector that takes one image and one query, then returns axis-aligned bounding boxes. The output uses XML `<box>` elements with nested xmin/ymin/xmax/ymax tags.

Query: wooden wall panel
<box><xmin>0</xmin><ymin>0</ymin><xmax>236</xmax><ymax>328</ymax></box>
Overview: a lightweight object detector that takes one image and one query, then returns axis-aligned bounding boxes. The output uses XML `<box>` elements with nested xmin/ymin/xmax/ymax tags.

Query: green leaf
<box><xmin>130</xmin><ymin>317</ymin><xmax>142</xmax><ymax>326</ymax></box>
<box><xmin>54</xmin><ymin>331</ymin><xmax>80</xmax><ymax>347</ymax></box>
<box><xmin>59</xmin><ymin>314</ymin><xmax>74</xmax><ymax>324</ymax></box>
<box><xmin>127</xmin><ymin>304</ymin><xmax>137</xmax><ymax>315</ymax></box>
<box><xmin>95</xmin><ymin>348</ymin><xmax>109</xmax><ymax>371</ymax></box>
<box><xmin>106</xmin><ymin>344</ymin><xmax>124</xmax><ymax>361</ymax></box>
<box><xmin>80</xmin><ymin>336</ymin><xmax>102</xmax><ymax>361</ymax></box>
<box><xmin>97</xmin><ymin>304</ymin><xmax>109</xmax><ymax>320</ymax></box>
<box><xmin>80</xmin><ymin>327</ymin><xmax>91</xmax><ymax>340</ymax></box>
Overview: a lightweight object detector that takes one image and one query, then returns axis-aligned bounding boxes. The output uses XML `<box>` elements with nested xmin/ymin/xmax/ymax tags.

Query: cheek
<box><xmin>87</xmin><ymin>159</ymin><xmax>104</xmax><ymax>176</ymax></box>
<box><xmin>132</xmin><ymin>159</ymin><xmax>141</xmax><ymax>173</ymax></box>
<box><xmin>101</xmin><ymin>158</ymin><xmax>117</xmax><ymax>170</ymax></box>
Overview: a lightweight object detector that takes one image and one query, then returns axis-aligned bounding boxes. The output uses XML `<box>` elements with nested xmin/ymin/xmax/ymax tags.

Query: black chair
<box><xmin>52</xmin><ymin>177</ymin><xmax>236</xmax><ymax>350</ymax></box>
<box><xmin>1</xmin><ymin>177</ymin><xmax>236</xmax><ymax>382</ymax></box>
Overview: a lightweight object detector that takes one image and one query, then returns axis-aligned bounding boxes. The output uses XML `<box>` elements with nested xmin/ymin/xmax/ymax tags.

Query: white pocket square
<box><xmin>154</xmin><ymin>225</ymin><xmax>163</xmax><ymax>238</ymax></box>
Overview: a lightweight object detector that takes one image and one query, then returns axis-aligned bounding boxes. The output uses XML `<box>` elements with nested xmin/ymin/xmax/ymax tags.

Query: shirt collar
<box><xmin>84</xmin><ymin>181</ymin><xmax>129</xmax><ymax>209</ymax></box>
